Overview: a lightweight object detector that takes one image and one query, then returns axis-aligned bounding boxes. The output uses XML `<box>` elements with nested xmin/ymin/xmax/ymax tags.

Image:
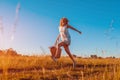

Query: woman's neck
<box><xmin>60</xmin><ymin>24</ymin><xmax>67</xmax><ymax>27</ymax></box>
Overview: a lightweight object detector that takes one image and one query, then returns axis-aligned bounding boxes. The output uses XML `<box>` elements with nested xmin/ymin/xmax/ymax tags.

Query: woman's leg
<box><xmin>56</xmin><ymin>42</ymin><xmax>76</xmax><ymax>63</ymax></box>
<box><xmin>53</xmin><ymin>42</ymin><xmax>76</xmax><ymax>68</ymax></box>
<box><xmin>63</xmin><ymin>45</ymin><xmax>76</xmax><ymax>68</ymax></box>
<box><xmin>51</xmin><ymin>42</ymin><xmax>64</xmax><ymax>62</ymax></box>
<box><xmin>54</xmin><ymin>42</ymin><xmax>64</xmax><ymax>58</ymax></box>
<box><xmin>63</xmin><ymin>45</ymin><xmax>75</xmax><ymax>62</ymax></box>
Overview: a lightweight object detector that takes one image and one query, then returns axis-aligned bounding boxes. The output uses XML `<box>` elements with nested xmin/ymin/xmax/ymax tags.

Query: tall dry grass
<box><xmin>0</xmin><ymin>55</ymin><xmax>120</xmax><ymax>80</ymax></box>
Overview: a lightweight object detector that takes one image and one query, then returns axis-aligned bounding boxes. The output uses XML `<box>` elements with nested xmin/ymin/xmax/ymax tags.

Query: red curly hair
<box><xmin>60</xmin><ymin>17</ymin><xmax>69</xmax><ymax>26</ymax></box>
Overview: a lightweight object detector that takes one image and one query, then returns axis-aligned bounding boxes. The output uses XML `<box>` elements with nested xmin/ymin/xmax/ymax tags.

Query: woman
<box><xmin>52</xmin><ymin>17</ymin><xmax>82</xmax><ymax>68</ymax></box>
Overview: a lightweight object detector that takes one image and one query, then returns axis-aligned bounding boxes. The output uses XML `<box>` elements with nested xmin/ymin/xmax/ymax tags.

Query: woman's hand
<box><xmin>79</xmin><ymin>31</ymin><xmax>82</xmax><ymax>34</ymax></box>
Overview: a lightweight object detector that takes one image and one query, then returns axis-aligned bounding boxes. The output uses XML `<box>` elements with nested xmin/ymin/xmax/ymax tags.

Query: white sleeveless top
<box><xmin>59</xmin><ymin>25</ymin><xmax>71</xmax><ymax>45</ymax></box>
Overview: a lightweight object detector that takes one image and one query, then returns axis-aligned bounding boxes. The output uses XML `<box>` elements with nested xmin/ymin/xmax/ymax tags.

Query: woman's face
<box><xmin>61</xmin><ymin>18</ymin><xmax>68</xmax><ymax>26</ymax></box>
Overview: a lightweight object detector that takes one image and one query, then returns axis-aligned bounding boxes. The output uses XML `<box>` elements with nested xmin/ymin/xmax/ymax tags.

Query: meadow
<box><xmin>0</xmin><ymin>55</ymin><xmax>120</xmax><ymax>80</ymax></box>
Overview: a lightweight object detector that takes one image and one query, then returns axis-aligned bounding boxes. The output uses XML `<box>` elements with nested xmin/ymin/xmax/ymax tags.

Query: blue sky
<box><xmin>0</xmin><ymin>0</ymin><xmax>120</xmax><ymax>57</ymax></box>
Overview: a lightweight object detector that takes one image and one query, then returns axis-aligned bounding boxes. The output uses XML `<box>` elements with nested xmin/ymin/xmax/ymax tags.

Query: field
<box><xmin>0</xmin><ymin>55</ymin><xmax>120</xmax><ymax>80</ymax></box>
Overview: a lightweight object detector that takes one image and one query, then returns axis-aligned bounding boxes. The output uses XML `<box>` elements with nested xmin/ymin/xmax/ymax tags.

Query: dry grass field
<box><xmin>0</xmin><ymin>54</ymin><xmax>120</xmax><ymax>80</ymax></box>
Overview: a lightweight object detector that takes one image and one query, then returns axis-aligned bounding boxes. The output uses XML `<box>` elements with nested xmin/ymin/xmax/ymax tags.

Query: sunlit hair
<box><xmin>60</xmin><ymin>17</ymin><xmax>69</xmax><ymax>26</ymax></box>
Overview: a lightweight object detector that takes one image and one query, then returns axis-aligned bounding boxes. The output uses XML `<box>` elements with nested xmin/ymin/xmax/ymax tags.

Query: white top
<box><xmin>59</xmin><ymin>25</ymin><xmax>71</xmax><ymax>45</ymax></box>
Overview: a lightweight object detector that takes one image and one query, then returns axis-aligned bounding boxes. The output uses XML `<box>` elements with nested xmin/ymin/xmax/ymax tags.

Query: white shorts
<box><xmin>63</xmin><ymin>40</ymin><xmax>71</xmax><ymax>46</ymax></box>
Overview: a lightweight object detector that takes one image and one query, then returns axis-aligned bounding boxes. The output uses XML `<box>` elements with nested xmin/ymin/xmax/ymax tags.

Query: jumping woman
<box><xmin>51</xmin><ymin>17</ymin><xmax>82</xmax><ymax>68</ymax></box>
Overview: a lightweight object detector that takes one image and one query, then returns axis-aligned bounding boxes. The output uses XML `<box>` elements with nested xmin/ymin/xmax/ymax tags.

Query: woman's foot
<box><xmin>51</xmin><ymin>56</ymin><xmax>57</xmax><ymax>62</ymax></box>
<box><xmin>73</xmin><ymin>62</ymin><xmax>76</xmax><ymax>68</ymax></box>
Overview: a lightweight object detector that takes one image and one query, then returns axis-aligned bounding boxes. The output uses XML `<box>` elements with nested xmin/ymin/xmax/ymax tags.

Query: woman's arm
<box><xmin>54</xmin><ymin>34</ymin><xmax>60</xmax><ymax>46</ymax></box>
<box><xmin>67</xmin><ymin>25</ymin><xmax>82</xmax><ymax>34</ymax></box>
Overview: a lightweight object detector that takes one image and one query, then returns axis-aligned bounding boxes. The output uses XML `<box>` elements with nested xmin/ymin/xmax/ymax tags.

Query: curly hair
<box><xmin>60</xmin><ymin>17</ymin><xmax>69</xmax><ymax>26</ymax></box>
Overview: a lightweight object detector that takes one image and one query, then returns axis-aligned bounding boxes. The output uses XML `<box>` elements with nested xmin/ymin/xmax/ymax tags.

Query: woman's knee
<box><xmin>58</xmin><ymin>42</ymin><xmax>64</xmax><ymax>47</ymax></box>
<box><xmin>56</xmin><ymin>44</ymin><xmax>62</xmax><ymax>49</ymax></box>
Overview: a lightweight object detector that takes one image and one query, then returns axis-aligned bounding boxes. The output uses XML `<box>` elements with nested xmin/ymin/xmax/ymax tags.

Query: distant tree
<box><xmin>6</xmin><ymin>48</ymin><xmax>18</xmax><ymax>56</ymax></box>
<box><xmin>91</xmin><ymin>55</ymin><xmax>97</xmax><ymax>58</ymax></box>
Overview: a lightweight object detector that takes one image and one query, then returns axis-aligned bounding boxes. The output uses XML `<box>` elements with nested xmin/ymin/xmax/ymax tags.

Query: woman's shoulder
<box><xmin>66</xmin><ymin>24</ymin><xmax>71</xmax><ymax>28</ymax></box>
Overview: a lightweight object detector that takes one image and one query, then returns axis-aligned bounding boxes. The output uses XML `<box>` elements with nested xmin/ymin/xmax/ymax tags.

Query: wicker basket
<box><xmin>49</xmin><ymin>46</ymin><xmax>61</xmax><ymax>58</ymax></box>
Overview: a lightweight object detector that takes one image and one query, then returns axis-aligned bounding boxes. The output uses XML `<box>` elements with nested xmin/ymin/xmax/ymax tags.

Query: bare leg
<box><xmin>56</xmin><ymin>42</ymin><xmax>76</xmax><ymax>63</ymax></box>
<box><xmin>51</xmin><ymin>42</ymin><xmax>64</xmax><ymax>62</ymax></box>
<box><xmin>52</xmin><ymin>42</ymin><xmax>76</xmax><ymax>68</ymax></box>
<box><xmin>63</xmin><ymin>45</ymin><xmax>76</xmax><ymax>68</ymax></box>
<box><xmin>54</xmin><ymin>42</ymin><xmax>64</xmax><ymax>58</ymax></box>
<box><xmin>63</xmin><ymin>45</ymin><xmax>75</xmax><ymax>62</ymax></box>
